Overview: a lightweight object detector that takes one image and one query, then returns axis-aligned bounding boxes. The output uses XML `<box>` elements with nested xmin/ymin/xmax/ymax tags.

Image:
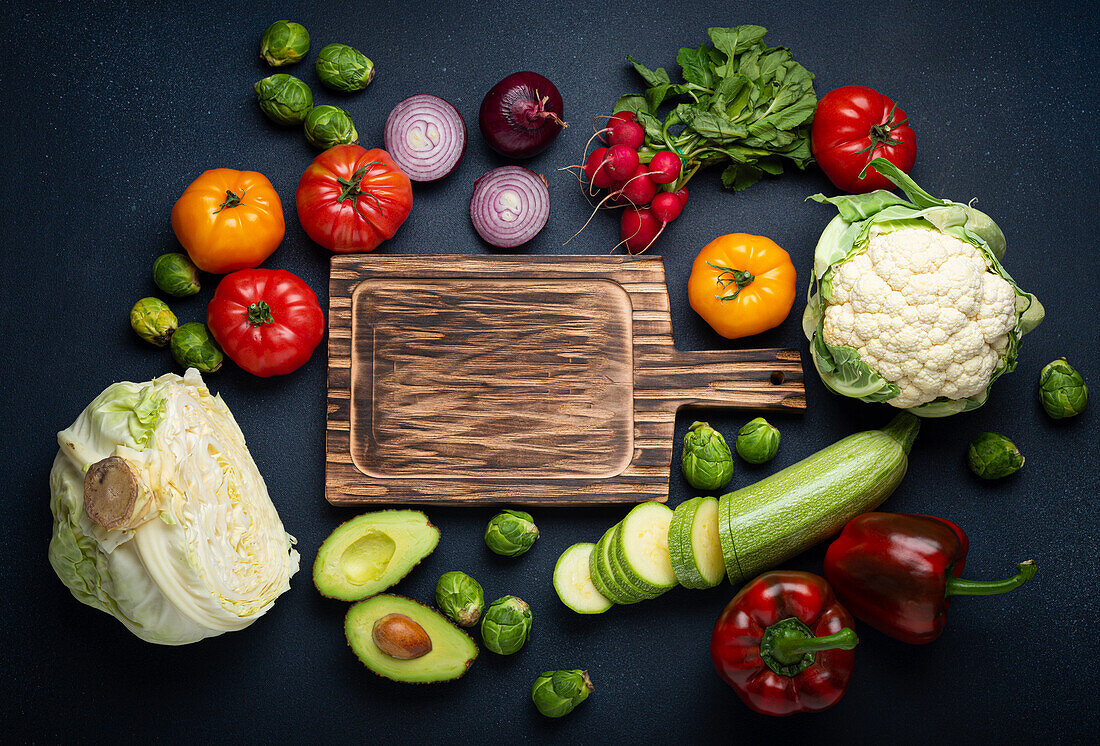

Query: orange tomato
<box><xmin>688</xmin><ymin>234</ymin><xmax>797</xmax><ymax>339</ymax></box>
<box><xmin>171</xmin><ymin>169</ymin><xmax>285</xmax><ymax>274</ymax></box>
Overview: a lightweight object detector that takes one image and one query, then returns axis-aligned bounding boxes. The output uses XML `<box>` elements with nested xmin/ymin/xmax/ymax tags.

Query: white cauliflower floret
<box><xmin>822</xmin><ymin>227</ymin><xmax>1018</xmax><ymax>408</ymax></box>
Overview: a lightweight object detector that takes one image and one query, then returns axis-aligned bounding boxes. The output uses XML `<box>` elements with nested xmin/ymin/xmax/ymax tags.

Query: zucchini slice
<box><xmin>590</xmin><ymin>528</ymin><xmax>638</xmax><ymax>605</ymax></box>
<box><xmin>606</xmin><ymin>523</ymin><xmax>664</xmax><ymax>600</ymax></box>
<box><xmin>554</xmin><ymin>543</ymin><xmax>612</xmax><ymax>614</ymax></box>
<box><xmin>668</xmin><ymin>497</ymin><xmax>725</xmax><ymax>589</ymax></box>
<box><xmin>614</xmin><ymin>502</ymin><xmax>677</xmax><ymax>591</ymax></box>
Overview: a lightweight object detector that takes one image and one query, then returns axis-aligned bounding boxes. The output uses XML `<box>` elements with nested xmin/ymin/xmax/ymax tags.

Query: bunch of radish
<box><xmin>569</xmin><ymin>111</ymin><xmax>688</xmax><ymax>254</ymax></box>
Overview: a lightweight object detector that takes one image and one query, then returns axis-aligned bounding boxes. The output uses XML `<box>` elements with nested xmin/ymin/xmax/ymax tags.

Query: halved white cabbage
<box><xmin>49</xmin><ymin>368</ymin><xmax>299</xmax><ymax>645</ymax></box>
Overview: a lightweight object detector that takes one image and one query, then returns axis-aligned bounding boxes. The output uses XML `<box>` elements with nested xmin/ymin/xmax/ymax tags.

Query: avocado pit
<box><xmin>372</xmin><ymin>613</ymin><xmax>432</xmax><ymax>660</ymax></box>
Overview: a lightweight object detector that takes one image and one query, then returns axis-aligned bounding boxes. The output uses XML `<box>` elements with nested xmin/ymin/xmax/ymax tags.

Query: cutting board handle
<box><xmin>635</xmin><ymin>348</ymin><xmax>805</xmax><ymax>411</ymax></box>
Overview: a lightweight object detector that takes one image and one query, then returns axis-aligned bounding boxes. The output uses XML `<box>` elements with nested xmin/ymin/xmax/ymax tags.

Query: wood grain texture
<box><xmin>327</xmin><ymin>255</ymin><xmax>805</xmax><ymax>506</ymax></box>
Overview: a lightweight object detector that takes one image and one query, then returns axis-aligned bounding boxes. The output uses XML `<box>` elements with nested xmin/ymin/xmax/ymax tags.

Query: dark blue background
<box><xmin>2</xmin><ymin>1</ymin><xmax>1096</xmax><ymax>742</ymax></box>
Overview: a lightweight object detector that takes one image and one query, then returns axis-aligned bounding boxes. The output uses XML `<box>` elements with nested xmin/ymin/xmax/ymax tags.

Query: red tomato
<box><xmin>207</xmin><ymin>269</ymin><xmax>325</xmax><ymax>377</ymax></box>
<box><xmin>296</xmin><ymin>144</ymin><xmax>413</xmax><ymax>252</ymax></box>
<box><xmin>811</xmin><ymin>85</ymin><xmax>916</xmax><ymax>193</ymax></box>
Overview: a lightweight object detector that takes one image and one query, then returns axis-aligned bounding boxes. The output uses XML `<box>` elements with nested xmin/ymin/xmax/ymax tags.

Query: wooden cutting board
<box><xmin>326</xmin><ymin>255</ymin><xmax>805</xmax><ymax>506</ymax></box>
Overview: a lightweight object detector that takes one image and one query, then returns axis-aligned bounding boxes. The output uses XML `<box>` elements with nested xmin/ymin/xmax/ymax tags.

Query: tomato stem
<box><xmin>707</xmin><ymin>261</ymin><xmax>755</xmax><ymax>302</ymax></box>
<box><xmin>214</xmin><ymin>189</ymin><xmax>245</xmax><ymax>213</ymax></box>
<box><xmin>336</xmin><ymin>163</ymin><xmax>385</xmax><ymax>217</ymax></box>
<box><xmin>247</xmin><ymin>301</ymin><xmax>274</xmax><ymax>326</ymax></box>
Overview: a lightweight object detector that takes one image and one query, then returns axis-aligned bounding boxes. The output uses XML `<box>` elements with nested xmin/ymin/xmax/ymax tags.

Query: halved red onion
<box><xmin>469</xmin><ymin>166</ymin><xmax>550</xmax><ymax>248</ymax></box>
<box><xmin>383</xmin><ymin>94</ymin><xmax>467</xmax><ymax>182</ymax></box>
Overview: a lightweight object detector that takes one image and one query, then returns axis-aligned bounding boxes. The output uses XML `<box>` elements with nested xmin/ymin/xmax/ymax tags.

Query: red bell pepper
<box><xmin>824</xmin><ymin>513</ymin><xmax>1037</xmax><ymax>645</ymax></box>
<box><xmin>710</xmin><ymin>571</ymin><xmax>859</xmax><ymax>716</ymax></box>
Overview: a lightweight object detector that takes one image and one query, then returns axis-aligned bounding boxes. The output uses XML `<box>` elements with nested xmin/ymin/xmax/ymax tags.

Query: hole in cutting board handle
<box><xmin>769</xmin><ymin>371</ymin><xmax>785</xmax><ymax>385</ymax></box>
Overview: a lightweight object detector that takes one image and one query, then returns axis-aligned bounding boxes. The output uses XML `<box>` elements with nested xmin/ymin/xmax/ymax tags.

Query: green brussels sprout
<box><xmin>484</xmin><ymin>510</ymin><xmax>538</xmax><ymax>557</ymax></box>
<box><xmin>967</xmin><ymin>432</ymin><xmax>1023</xmax><ymax>479</ymax></box>
<box><xmin>254</xmin><ymin>74</ymin><xmax>313</xmax><ymax>126</ymax></box>
<box><xmin>303</xmin><ymin>105</ymin><xmax>358</xmax><ymax>149</ymax></box>
<box><xmin>480</xmin><ymin>595</ymin><xmax>531</xmax><ymax>655</ymax></box>
<box><xmin>170</xmin><ymin>322</ymin><xmax>223</xmax><ymax>373</ymax></box>
<box><xmin>130</xmin><ymin>297</ymin><xmax>177</xmax><ymax>347</ymax></box>
<box><xmin>735</xmin><ymin>417</ymin><xmax>781</xmax><ymax>464</ymax></box>
<box><xmin>259</xmin><ymin>20</ymin><xmax>310</xmax><ymax>67</ymax></box>
<box><xmin>1038</xmin><ymin>358</ymin><xmax>1088</xmax><ymax>419</ymax></box>
<box><xmin>435</xmin><ymin>571</ymin><xmax>484</xmax><ymax>627</ymax></box>
<box><xmin>680</xmin><ymin>421</ymin><xmax>734</xmax><ymax>490</ymax></box>
<box><xmin>152</xmin><ymin>253</ymin><xmax>200</xmax><ymax>297</ymax></box>
<box><xmin>315</xmin><ymin>43</ymin><xmax>375</xmax><ymax>92</ymax></box>
<box><xmin>531</xmin><ymin>670</ymin><xmax>593</xmax><ymax>718</ymax></box>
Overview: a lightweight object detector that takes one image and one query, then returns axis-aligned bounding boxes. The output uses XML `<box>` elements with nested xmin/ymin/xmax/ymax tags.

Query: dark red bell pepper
<box><xmin>710</xmin><ymin>570</ymin><xmax>859</xmax><ymax>716</ymax></box>
<box><xmin>824</xmin><ymin>513</ymin><xmax>1037</xmax><ymax>645</ymax></box>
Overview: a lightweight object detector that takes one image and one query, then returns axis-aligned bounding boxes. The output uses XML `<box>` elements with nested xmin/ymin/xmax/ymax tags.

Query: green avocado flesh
<box><xmin>314</xmin><ymin>510</ymin><xmax>440</xmax><ymax>601</ymax></box>
<box><xmin>346</xmin><ymin>595</ymin><xmax>478</xmax><ymax>683</ymax></box>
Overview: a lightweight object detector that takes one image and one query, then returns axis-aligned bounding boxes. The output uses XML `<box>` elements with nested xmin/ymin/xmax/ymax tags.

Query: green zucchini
<box><xmin>606</xmin><ymin>523</ymin><xmax>665</xmax><ymax>600</ymax></box>
<box><xmin>668</xmin><ymin>496</ymin><xmax>724</xmax><ymax>589</ymax></box>
<box><xmin>554</xmin><ymin>543</ymin><xmax>612</xmax><ymax>614</ymax></box>
<box><xmin>614</xmin><ymin>502</ymin><xmax>678</xmax><ymax>592</ymax></box>
<box><xmin>718</xmin><ymin>413</ymin><xmax>919</xmax><ymax>584</ymax></box>
<box><xmin>590</xmin><ymin>527</ymin><xmax>638</xmax><ymax>605</ymax></box>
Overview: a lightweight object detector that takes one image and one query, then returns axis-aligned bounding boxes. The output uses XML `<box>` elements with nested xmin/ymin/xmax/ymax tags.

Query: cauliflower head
<box><xmin>823</xmin><ymin>227</ymin><xmax>1017</xmax><ymax>408</ymax></box>
<box><xmin>804</xmin><ymin>157</ymin><xmax>1043</xmax><ymax>417</ymax></box>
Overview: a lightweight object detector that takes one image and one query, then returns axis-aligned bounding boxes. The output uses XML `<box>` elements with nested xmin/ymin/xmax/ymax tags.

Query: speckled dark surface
<box><xmin>2</xmin><ymin>1</ymin><xmax>1097</xmax><ymax>742</ymax></box>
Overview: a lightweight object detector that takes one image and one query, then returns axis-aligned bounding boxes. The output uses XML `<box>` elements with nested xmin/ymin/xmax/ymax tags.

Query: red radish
<box><xmin>479</xmin><ymin>72</ymin><xmax>567</xmax><ymax>158</ymax></box>
<box><xmin>604</xmin><ymin>144</ymin><xmax>639</xmax><ymax>180</ymax></box>
<box><xmin>609</xmin><ymin>121</ymin><xmax>645</xmax><ymax>150</ymax></box>
<box><xmin>583</xmin><ymin>147</ymin><xmax>612</xmax><ymax>187</ymax></box>
<box><xmin>674</xmin><ymin>187</ymin><xmax>689</xmax><ymax>206</ymax></box>
<box><xmin>608</xmin><ymin>110</ymin><xmax>635</xmax><ymax>128</ymax></box>
<box><xmin>619</xmin><ymin>164</ymin><xmax>656</xmax><ymax>206</ymax></box>
<box><xmin>608</xmin><ymin>178</ymin><xmax>627</xmax><ymax>203</ymax></box>
<box><xmin>621</xmin><ymin>208</ymin><xmax>660</xmax><ymax>254</ymax></box>
<box><xmin>648</xmin><ymin>150</ymin><xmax>682</xmax><ymax>184</ymax></box>
<box><xmin>651</xmin><ymin>191</ymin><xmax>683</xmax><ymax>223</ymax></box>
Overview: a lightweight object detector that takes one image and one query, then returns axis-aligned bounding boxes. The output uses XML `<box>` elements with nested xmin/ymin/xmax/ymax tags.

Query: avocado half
<box><xmin>346</xmin><ymin>595</ymin><xmax>479</xmax><ymax>683</ymax></box>
<box><xmin>314</xmin><ymin>510</ymin><xmax>440</xmax><ymax>601</ymax></box>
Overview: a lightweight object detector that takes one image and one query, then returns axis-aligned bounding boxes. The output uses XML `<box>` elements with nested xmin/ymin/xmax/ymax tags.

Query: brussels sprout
<box><xmin>152</xmin><ymin>253</ymin><xmax>200</xmax><ymax>297</ymax></box>
<box><xmin>484</xmin><ymin>510</ymin><xmax>538</xmax><ymax>557</ymax></box>
<box><xmin>254</xmin><ymin>74</ymin><xmax>313</xmax><ymax>125</ymax></box>
<box><xmin>680</xmin><ymin>421</ymin><xmax>734</xmax><ymax>490</ymax></box>
<box><xmin>967</xmin><ymin>432</ymin><xmax>1023</xmax><ymax>479</ymax></box>
<box><xmin>735</xmin><ymin>417</ymin><xmax>781</xmax><ymax>464</ymax></box>
<box><xmin>170</xmin><ymin>322</ymin><xmax>223</xmax><ymax>373</ymax></box>
<box><xmin>531</xmin><ymin>670</ymin><xmax>593</xmax><ymax>718</ymax></box>
<box><xmin>435</xmin><ymin>571</ymin><xmax>484</xmax><ymax>627</ymax></box>
<box><xmin>315</xmin><ymin>43</ymin><xmax>375</xmax><ymax>92</ymax></box>
<box><xmin>259</xmin><ymin>20</ymin><xmax>310</xmax><ymax>67</ymax></box>
<box><xmin>130</xmin><ymin>297</ymin><xmax>177</xmax><ymax>347</ymax></box>
<box><xmin>1039</xmin><ymin>358</ymin><xmax>1088</xmax><ymax>419</ymax></box>
<box><xmin>480</xmin><ymin>595</ymin><xmax>532</xmax><ymax>655</ymax></box>
<box><xmin>303</xmin><ymin>105</ymin><xmax>358</xmax><ymax>149</ymax></box>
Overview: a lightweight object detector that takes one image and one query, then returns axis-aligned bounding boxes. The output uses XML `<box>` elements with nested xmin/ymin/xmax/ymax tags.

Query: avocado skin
<box><xmin>313</xmin><ymin>510</ymin><xmax>440</xmax><ymax>602</ymax></box>
<box><xmin>345</xmin><ymin>594</ymin><xmax>479</xmax><ymax>683</ymax></box>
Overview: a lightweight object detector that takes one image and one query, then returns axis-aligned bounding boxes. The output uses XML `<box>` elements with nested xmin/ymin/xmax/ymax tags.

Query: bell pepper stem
<box><xmin>945</xmin><ymin>560</ymin><xmax>1037</xmax><ymax>597</ymax></box>
<box><xmin>770</xmin><ymin>627</ymin><xmax>859</xmax><ymax>665</ymax></box>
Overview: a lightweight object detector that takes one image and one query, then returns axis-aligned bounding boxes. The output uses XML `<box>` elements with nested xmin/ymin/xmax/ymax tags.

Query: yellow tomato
<box><xmin>688</xmin><ymin>234</ymin><xmax>797</xmax><ymax>339</ymax></box>
<box><xmin>171</xmin><ymin>169</ymin><xmax>285</xmax><ymax>274</ymax></box>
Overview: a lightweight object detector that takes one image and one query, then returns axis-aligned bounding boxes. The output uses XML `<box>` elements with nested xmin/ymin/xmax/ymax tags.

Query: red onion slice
<box><xmin>383</xmin><ymin>94</ymin><xmax>467</xmax><ymax>182</ymax></box>
<box><xmin>469</xmin><ymin>166</ymin><xmax>550</xmax><ymax>248</ymax></box>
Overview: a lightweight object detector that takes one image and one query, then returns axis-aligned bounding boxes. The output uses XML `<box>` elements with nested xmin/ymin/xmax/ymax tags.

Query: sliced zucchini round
<box><xmin>590</xmin><ymin>527</ymin><xmax>638</xmax><ymax>605</ymax></box>
<box><xmin>668</xmin><ymin>496</ymin><xmax>725</xmax><ymax>589</ymax></box>
<box><xmin>554</xmin><ymin>543</ymin><xmax>612</xmax><ymax>614</ymax></box>
<box><xmin>606</xmin><ymin>523</ymin><xmax>664</xmax><ymax>600</ymax></box>
<box><xmin>615</xmin><ymin>502</ymin><xmax>677</xmax><ymax>591</ymax></box>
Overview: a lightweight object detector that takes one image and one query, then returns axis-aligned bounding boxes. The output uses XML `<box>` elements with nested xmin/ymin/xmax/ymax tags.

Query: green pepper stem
<box><xmin>769</xmin><ymin>627</ymin><xmax>859</xmax><ymax>665</ymax></box>
<box><xmin>945</xmin><ymin>560</ymin><xmax>1037</xmax><ymax>597</ymax></box>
